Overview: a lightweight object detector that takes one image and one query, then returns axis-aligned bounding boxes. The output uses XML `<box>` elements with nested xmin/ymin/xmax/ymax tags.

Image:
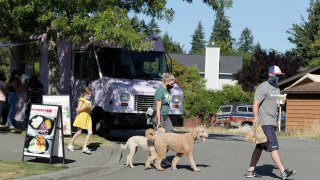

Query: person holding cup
<box><xmin>67</xmin><ymin>87</ymin><xmax>93</xmax><ymax>154</ymax></box>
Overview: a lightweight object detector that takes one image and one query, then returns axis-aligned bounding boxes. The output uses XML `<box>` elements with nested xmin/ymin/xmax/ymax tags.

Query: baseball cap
<box><xmin>268</xmin><ymin>65</ymin><xmax>284</xmax><ymax>75</ymax></box>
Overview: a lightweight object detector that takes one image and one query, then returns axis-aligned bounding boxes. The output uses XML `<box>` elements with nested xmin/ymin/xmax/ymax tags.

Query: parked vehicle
<box><xmin>71</xmin><ymin>36</ymin><xmax>184</xmax><ymax>134</ymax></box>
<box><xmin>4</xmin><ymin>36</ymin><xmax>184</xmax><ymax>135</ymax></box>
<box><xmin>215</xmin><ymin>102</ymin><xmax>254</xmax><ymax>127</ymax></box>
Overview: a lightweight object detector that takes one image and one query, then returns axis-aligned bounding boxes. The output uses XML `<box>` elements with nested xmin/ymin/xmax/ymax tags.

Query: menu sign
<box><xmin>22</xmin><ymin>104</ymin><xmax>65</xmax><ymax>164</ymax></box>
<box><xmin>43</xmin><ymin>95</ymin><xmax>72</xmax><ymax>135</ymax></box>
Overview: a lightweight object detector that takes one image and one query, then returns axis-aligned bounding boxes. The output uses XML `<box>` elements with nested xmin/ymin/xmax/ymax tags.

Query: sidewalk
<box><xmin>0</xmin><ymin>122</ymin><xmax>122</xmax><ymax>180</ymax></box>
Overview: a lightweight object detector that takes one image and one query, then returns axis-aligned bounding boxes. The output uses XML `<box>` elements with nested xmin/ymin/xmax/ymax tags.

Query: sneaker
<box><xmin>280</xmin><ymin>169</ymin><xmax>296</xmax><ymax>180</ymax></box>
<box><xmin>244</xmin><ymin>170</ymin><xmax>262</xmax><ymax>178</ymax></box>
<box><xmin>67</xmin><ymin>145</ymin><xmax>75</xmax><ymax>152</ymax></box>
<box><xmin>8</xmin><ymin>126</ymin><xmax>15</xmax><ymax>129</ymax></box>
<box><xmin>82</xmin><ymin>147</ymin><xmax>91</xmax><ymax>154</ymax></box>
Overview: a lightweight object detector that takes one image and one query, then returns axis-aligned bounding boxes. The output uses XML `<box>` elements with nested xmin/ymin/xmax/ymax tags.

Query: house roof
<box><xmin>168</xmin><ymin>53</ymin><xmax>242</xmax><ymax>74</ymax></box>
<box><xmin>283</xmin><ymin>82</ymin><xmax>320</xmax><ymax>94</ymax></box>
<box><xmin>219</xmin><ymin>56</ymin><xmax>243</xmax><ymax>74</ymax></box>
<box><xmin>169</xmin><ymin>53</ymin><xmax>205</xmax><ymax>72</ymax></box>
<box><xmin>285</xmin><ymin>73</ymin><xmax>320</xmax><ymax>90</ymax></box>
<box><xmin>278</xmin><ymin>65</ymin><xmax>320</xmax><ymax>90</ymax></box>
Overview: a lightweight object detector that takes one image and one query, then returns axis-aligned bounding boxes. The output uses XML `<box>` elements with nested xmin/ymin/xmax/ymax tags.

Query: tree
<box><xmin>208</xmin><ymin>5</ymin><xmax>233</xmax><ymax>54</ymax></box>
<box><xmin>172</xmin><ymin>59</ymin><xmax>206</xmax><ymax>91</ymax></box>
<box><xmin>0</xmin><ymin>0</ymin><xmax>233</xmax><ymax>94</ymax></box>
<box><xmin>0</xmin><ymin>38</ymin><xmax>10</xmax><ymax>76</ymax></box>
<box><xmin>288</xmin><ymin>0</ymin><xmax>320</xmax><ymax>67</ymax></box>
<box><xmin>189</xmin><ymin>21</ymin><xmax>206</xmax><ymax>54</ymax></box>
<box><xmin>0</xmin><ymin>1</ymin><xmax>174</xmax><ymax>94</ymax></box>
<box><xmin>237</xmin><ymin>27</ymin><xmax>254</xmax><ymax>53</ymax></box>
<box><xmin>162</xmin><ymin>32</ymin><xmax>185</xmax><ymax>53</ymax></box>
<box><xmin>235</xmin><ymin>49</ymin><xmax>301</xmax><ymax>92</ymax></box>
<box><xmin>146</xmin><ymin>18</ymin><xmax>161</xmax><ymax>36</ymax></box>
<box><xmin>131</xmin><ymin>15</ymin><xmax>147</xmax><ymax>34</ymax></box>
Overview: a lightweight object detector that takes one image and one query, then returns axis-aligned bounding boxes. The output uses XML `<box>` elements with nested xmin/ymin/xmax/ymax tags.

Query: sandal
<box><xmin>82</xmin><ymin>147</ymin><xmax>91</xmax><ymax>154</ymax></box>
<box><xmin>67</xmin><ymin>145</ymin><xmax>75</xmax><ymax>152</ymax></box>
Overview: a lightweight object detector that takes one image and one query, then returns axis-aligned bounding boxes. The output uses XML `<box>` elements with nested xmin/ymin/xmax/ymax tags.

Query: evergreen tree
<box><xmin>288</xmin><ymin>0</ymin><xmax>320</xmax><ymax>67</ymax></box>
<box><xmin>237</xmin><ymin>27</ymin><xmax>254</xmax><ymax>53</ymax></box>
<box><xmin>162</xmin><ymin>32</ymin><xmax>185</xmax><ymax>53</ymax></box>
<box><xmin>208</xmin><ymin>5</ymin><xmax>233</xmax><ymax>54</ymax></box>
<box><xmin>146</xmin><ymin>18</ymin><xmax>161</xmax><ymax>36</ymax></box>
<box><xmin>189</xmin><ymin>21</ymin><xmax>206</xmax><ymax>54</ymax></box>
<box><xmin>131</xmin><ymin>15</ymin><xmax>147</xmax><ymax>33</ymax></box>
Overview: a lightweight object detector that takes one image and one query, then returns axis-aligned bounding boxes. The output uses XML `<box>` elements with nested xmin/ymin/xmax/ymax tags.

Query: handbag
<box><xmin>145</xmin><ymin>107</ymin><xmax>156</xmax><ymax>125</ymax></box>
<box><xmin>146</xmin><ymin>107</ymin><xmax>156</xmax><ymax>118</ymax></box>
<box><xmin>245</xmin><ymin>121</ymin><xmax>268</xmax><ymax>144</ymax></box>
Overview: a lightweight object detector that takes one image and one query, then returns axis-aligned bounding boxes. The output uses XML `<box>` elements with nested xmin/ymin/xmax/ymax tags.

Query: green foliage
<box><xmin>172</xmin><ymin>59</ymin><xmax>252</xmax><ymax>122</ymax></box>
<box><xmin>131</xmin><ymin>15</ymin><xmax>147</xmax><ymax>33</ymax></box>
<box><xmin>162</xmin><ymin>32</ymin><xmax>185</xmax><ymax>53</ymax></box>
<box><xmin>208</xmin><ymin>5</ymin><xmax>233</xmax><ymax>54</ymax></box>
<box><xmin>0</xmin><ymin>39</ymin><xmax>10</xmax><ymax>76</ymax></box>
<box><xmin>146</xmin><ymin>18</ymin><xmax>161</xmax><ymax>36</ymax></box>
<box><xmin>183</xmin><ymin>85</ymin><xmax>253</xmax><ymax>121</ymax></box>
<box><xmin>201</xmin><ymin>0</ymin><xmax>233</xmax><ymax>10</ymax></box>
<box><xmin>239</xmin><ymin>51</ymin><xmax>253</xmax><ymax>66</ymax></box>
<box><xmin>171</xmin><ymin>59</ymin><xmax>206</xmax><ymax>91</ymax></box>
<box><xmin>189</xmin><ymin>21</ymin><xmax>206</xmax><ymax>54</ymax></box>
<box><xmin>235</xmin><ymin>49</ymin><xmax>301</xmax><ymax>92</ymax></box>
<box><xmin>0</xmin><ymin>0</ymin><xmax>177</xmax><ymax>94</ymax></box>
<box><xmin>237</xmin><ymin>27</ymin><xmax>254</xmax><ymax>53</ymax></box>
<box><xmin>0</xmin><ymin>0</ymin><xmax>176</xmax><ymax>50</ymax></box>
<box><xmin>288</xmin><ymin>0</ymin><xmax>320</xmax><ymax>67</ymax></box>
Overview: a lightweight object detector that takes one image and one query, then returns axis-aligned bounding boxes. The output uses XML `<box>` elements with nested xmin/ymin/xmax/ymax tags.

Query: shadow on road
<box><xmin>208</xmin><ymin>134</ymin><xmax>244</xmax><ymax>142</ymax></box>
<box><xmin>256</xmin><ymin>164</ymin><xmax>280</xmax><ymax>179</ymax></box>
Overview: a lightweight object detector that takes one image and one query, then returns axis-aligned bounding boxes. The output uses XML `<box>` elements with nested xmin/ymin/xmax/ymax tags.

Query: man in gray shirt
<box><xmin>244</xmin><ymin>66</ymin><xmax>296</xmax><ymax>180</ymax></box>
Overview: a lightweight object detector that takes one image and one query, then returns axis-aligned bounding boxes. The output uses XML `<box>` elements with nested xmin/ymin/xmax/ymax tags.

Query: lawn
<box><xmin>0</xmin><ymin>131</ymin><xmax>112</xmax><ymax>180</ymax></box>
<box><xmin>64</xmin><ymin>133</ymin><xmax>113</xmax><ymax>148</ymax></box>
<box><xmin>0</xmin><ymin>161</ymin><xmax>67</xmax><ymax>180</ymax></box>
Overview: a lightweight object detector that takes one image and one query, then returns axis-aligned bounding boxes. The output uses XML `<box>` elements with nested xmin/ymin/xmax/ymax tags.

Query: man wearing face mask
<box><xmin>244</xmin><ymin>66</ymin><xmax>295</xmax><ymax>180</ymax></box>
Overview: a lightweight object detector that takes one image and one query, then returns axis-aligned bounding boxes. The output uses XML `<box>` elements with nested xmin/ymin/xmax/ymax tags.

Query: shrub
<box><xmin>183</xmin><ymin>85</ymin><xmax>253</xmax><ymax>126</ymax></box>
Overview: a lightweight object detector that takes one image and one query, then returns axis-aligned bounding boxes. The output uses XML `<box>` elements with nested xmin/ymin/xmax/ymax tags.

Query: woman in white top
<box><xmin>0</xmin><ymin>73</ymin><xmax>7</xmax><ymax>125</ymax></box>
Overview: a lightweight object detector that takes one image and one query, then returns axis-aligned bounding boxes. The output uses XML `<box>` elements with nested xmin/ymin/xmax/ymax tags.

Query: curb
<box><xmin>18</xmin><ymin>143</ymin><xmax>122</xmax><ymax>180</ymax></box>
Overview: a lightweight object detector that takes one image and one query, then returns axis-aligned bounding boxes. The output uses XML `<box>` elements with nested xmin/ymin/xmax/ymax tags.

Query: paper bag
<box><xmin>245</xmin><ymin>121</ymin><xmax>268</xmax><ymax>144</ymax></box>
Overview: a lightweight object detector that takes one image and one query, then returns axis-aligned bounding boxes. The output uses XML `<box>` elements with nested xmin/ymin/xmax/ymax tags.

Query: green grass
<box><xmin>0</xmin><ymin>161</ymin><xmax>67</xmax><ymax>180</ymax></box>
<box><xmin>64</xmin><ymin>133</ymin><xmax>113</xmax><ymax>148</ymax></box>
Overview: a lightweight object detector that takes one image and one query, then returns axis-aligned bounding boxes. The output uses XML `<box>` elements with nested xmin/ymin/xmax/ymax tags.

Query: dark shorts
<box><xmin>256</xmin><ymin>125</ymin><xmax>279</xmax><ymax>152</ymax></box>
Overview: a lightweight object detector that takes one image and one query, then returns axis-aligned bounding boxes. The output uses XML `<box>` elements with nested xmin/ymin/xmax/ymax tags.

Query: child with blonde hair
<box><xmin>67</xmin><ymin>87</ymin><xmax>93</xmax><ymax>154</ymax></box>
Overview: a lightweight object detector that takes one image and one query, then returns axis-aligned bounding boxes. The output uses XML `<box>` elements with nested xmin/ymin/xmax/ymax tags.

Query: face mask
<box><xmin>166</xmin><ymin>84</ymin><xmax>174</xmax><ymax>90</ymax></box>
<box><xmin>84</xmin><ymin>95</ymin><xmax>91</xmax><ymax>100</ymax></box>
<box><xmin>268</xmin><ymin>75</ymin><xmax>279</xmax><ymax>87</ymax></box>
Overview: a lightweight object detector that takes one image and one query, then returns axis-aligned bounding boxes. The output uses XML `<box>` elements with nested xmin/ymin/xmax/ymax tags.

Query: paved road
<box><xmin>74</xmin><ymin>131</ymin><xmax>320</xmax><ymax>180</ymax></box>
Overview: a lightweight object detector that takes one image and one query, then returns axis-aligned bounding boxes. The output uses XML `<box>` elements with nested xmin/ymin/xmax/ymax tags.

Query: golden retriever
<box><xmin>120</xmin><ymin>127</ymin><xmax>165</xmax><ymax>168</ymax></box>
<box><xmin>147</xmin><ymin>126</ymin><xmax>208</xmax><ymax>172</ymax></box>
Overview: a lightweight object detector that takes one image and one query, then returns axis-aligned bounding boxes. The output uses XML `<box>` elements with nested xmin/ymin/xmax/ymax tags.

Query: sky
<box><xmin>152</xmin><ymin>0</ymin><xmax>310</xmax><ymax>53</ymax></box>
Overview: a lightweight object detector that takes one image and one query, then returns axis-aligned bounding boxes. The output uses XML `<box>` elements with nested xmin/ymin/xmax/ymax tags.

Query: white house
<box><xmin>169</xmin><ymin>47</ymin><xmax>243</xmax><ymax>90</ymax></box>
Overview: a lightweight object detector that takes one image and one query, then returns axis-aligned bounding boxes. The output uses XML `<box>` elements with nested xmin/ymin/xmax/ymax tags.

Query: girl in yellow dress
<box><xmin>67</xmin><ymin>87</ymin><xmax>93</xmax><ymax>154</ymax></box>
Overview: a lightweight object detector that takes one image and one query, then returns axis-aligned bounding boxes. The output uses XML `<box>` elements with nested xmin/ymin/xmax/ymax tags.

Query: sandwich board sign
<box><xmin>42</xmin><ymin>95</ymin><xmax>72</xmax><ymax>135</ymax></box>
<box><xmin>22</xmin><ymin>104</ymin><xmax>65</xmax><ymax>164</ymax></box>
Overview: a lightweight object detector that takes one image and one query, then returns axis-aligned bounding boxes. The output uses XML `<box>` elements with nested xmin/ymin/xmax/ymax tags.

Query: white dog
<box><xmin>120</xmin><ymin>128</ymin><xmax>165</xmax><ymax>168</ymax></box>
